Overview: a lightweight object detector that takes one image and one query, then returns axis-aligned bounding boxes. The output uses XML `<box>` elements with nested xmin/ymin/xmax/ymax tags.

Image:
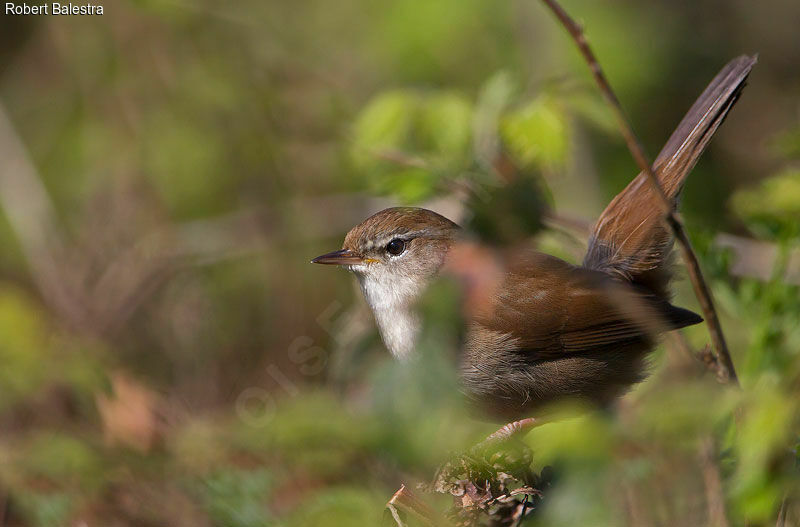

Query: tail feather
<box><xmin>583</xmin><ymin>55</ymin><xmax>756</xmax><ymax>298</ymax></box>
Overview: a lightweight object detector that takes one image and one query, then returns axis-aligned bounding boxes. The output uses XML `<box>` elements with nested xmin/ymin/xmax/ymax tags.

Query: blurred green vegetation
<box><xmin>1</xmin><ymin>0</ymin><xmax>799</xmax><ymax>525</ymax></box>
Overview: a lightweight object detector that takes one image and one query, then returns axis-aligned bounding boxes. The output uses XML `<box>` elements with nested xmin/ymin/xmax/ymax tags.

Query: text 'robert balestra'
<box><xmin>5</xmin><ymin>3</ymin><xmax>104</xmax><ymax>15</ymax></box>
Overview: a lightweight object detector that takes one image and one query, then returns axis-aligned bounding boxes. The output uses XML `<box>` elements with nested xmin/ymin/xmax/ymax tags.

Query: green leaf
<box><xmin>373</xmin><ymin>167</ymin><xmax>439</xmax><ymax>204</ymax></box>
<box><xmin>730</xmin><ymin>168</ymin><xmax>800</xmax><ymax>239</ymax></box>
<box><xmin>351</xmin><ymin>90</ymin><xmax>418</xmax><ymax>169</ymax></box>
<box><xmin>287</xmin><ymin>486</ymin><xmax>384</xmax><ymax>527</ymax></box>
<box><xmin>501</xmin><ymin>94</ymin><xmax>570</xmax><ymax>169</ymax></box>
<box><xmin>731</xmin><ymin>377</ymin><xmax>797</xmax><ymax>522</ymax></box>
<box><xmin>474</xmin><ymin>71</ymin><xmax>518</xmax><ymax>168</ymax></box>
<box><xmin>418</xmin><ymin>92</ymin><xmax>473</xmax><ymax>158</ymax></box>
<box><xmin>350</xmin><ymin>90</ymin><xmax>473</xmax><ymax>203</ymax></box>
<box><xmin>0</xmin><ymin>286</ymin><xmax>50</xmax><ymax>411</ymax></box>
<box><xmin>13</xmin><ymin>493</ymin><xmax>72</xmax><ymax>527</ymax></box>
<box><xmin>200</xmin><ymin>468</ymin><xmax>274</xmax><ymax>527</ymax></box>
<box><xmin>770</xmin><ymin>123</ymin><xmax>800</xmax><ymax>159</ymax></box>
<box><xmin>16</xmin><ymin>432</ymin><xmax>105</xmax><ymax>491</ymax></box>
<box><xmin>566</xmin><ymin>91</ymin><xmax>617</xmax><ymax>136</ymax></box>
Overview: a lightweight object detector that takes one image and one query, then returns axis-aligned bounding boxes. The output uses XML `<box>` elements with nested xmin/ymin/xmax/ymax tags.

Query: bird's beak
<box><xmin>311</xmin><ymin>249</ymin><xmax>364</xmax><ymax>266</ymax></box>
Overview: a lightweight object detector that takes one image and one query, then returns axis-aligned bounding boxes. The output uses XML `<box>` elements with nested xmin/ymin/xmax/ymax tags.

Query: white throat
<box><xmin>352</xmin><ymin>265</ymin><xmax>426</xmax><ymax>360</ymax></box>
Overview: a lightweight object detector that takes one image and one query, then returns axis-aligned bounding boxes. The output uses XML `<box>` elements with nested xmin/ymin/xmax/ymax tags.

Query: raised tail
<box><xmin>583</xmin><ymin>55</ymin><xmax>757</xmax><ymax>298</ymax></box>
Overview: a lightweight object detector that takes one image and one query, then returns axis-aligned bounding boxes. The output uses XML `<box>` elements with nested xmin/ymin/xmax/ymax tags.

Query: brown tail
<box><xmin>583</xmin><ymin>55</ymin><xmax>757</xmax><ymax>298</ymax></box>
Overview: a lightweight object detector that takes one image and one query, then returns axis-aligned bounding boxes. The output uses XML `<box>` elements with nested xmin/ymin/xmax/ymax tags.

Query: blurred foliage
<box><xmin>731</xmin><ymin>168</ymin><xmax>800</xmax><ymax>239</ymax></box>
<box><xmin>0</xmin><ymin>0</ymin><xmax>799</xmax><ymax>525</ymax></box>
<box><xmin>351</xmin><ymin>89</ymin><xmax>474</xmax><ymax>202</ymax></box>
<box><xmin>464</xmin><ymin>177</ymin><xmax>550</xmax><ymax>246</ymax></box>
<box><xmin>501</xmin><ymin>94</ymin><xmax>569</xmax><ymax>170</ymax></box>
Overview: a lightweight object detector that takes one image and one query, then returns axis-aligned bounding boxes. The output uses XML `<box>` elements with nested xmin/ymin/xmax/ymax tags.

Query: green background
<box><xmin>0</xmin><ymin>0</ymin><xmax>799</xmax><ymax>525</ymax></box>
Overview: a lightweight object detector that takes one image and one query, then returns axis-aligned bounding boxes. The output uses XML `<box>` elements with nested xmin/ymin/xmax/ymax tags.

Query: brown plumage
<box><xmin>313</xmin><ymin>56</ymin><xmax>756</xmax><ymax>421</ymax></box>
<box><xmin>584</xmin><ymin>55</ymin><xmax>757</xmax><ymax>298</ymax></box>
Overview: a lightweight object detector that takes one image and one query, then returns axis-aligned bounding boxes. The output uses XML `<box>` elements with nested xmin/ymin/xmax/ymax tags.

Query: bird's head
<box><xmin>312</xmin><ymin>207</ymin><xmax>461</xmax><ymax>358</ymax></box>
<box><xmin>312</xmin><ymin>206</ymin><xmax>460</xmax><ymax>285</ymax></box>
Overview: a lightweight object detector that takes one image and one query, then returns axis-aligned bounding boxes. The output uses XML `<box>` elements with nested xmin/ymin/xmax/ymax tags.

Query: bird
<box><xmin>312</xmin><ymin>55</ymin><xmax>756</xmax><ymax>422</ymax></box>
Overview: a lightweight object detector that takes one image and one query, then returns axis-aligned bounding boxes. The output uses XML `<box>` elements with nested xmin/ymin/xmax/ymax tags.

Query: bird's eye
<box><xmin>386</xmin><ymin>238</ymin><xmax>406</xmax><ymax>256</ymax></box>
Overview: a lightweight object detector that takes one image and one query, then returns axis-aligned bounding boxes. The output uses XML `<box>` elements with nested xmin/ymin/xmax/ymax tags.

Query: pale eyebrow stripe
<box><xmin>369</xmin><ymin>228</ymin><xmax>450</xmax><ymax>249</ymax></box>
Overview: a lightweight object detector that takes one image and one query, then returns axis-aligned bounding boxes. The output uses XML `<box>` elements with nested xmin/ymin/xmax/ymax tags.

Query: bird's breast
<box><xmin>355</xmin><ymin>270</ymin><xmax>423</xmax><ymax>360</ymax></box>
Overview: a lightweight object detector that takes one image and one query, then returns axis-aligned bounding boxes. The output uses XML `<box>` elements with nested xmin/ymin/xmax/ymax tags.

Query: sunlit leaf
<box><xmin>474</xmin><ymin>71</ymin><xmax>518</xmax><ymax>168</ymax></box>
<box><xmin>730</xmin><ymin>168</ymin><xmax>800</xmax><ymax>238</ymax></box>
<box><xmin>351</xmin><ymin>90</ymin><xmax>418</xmax><ymax>170</ymax></box>
<box><xmin>501</xmin><ymin>94</ymin><xmax>570</xmax><ymax>169</ymax></box>
<box><xmin>418</xmin><ymin>92</ymin><xmax>473</xmax><ymax>158</ymax></box>
<box><xmin>0</xmin><ymin>286</ymin><xmax>50</xmax><ymax>411</ymax></box>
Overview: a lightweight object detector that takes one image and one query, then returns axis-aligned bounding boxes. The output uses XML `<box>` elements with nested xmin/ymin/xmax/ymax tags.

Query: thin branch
<box><xmin>700</xmin><ymin>437</ymin><xmax>731</xmax><ymax>527</ymax></box>
<box><xmin>373</xmin><ymin>149</ymin><xmax>430</xmax><ymax>170</ymax></box>
<box><xmin>776</xmin><ymin>494</ymin><xmax>788</xmax><ymax>527</ymax></box>
<box><xmin>514</xmin><ymin>494</ymin><xmax>530</xmax><ymax>527</ymax></box>
<box><xmin>622</xmin><ymin>481</ymin><xmax>653</xmax><ymax>527</ymax></box>
<box><xmin>538</xmin><ymin>0</ymin><xmax>739</xmax><ymax>385</ymax></box>
<box><xmin>0</xmin><ymin>488</ymin><xmax>7</xmax><ymax>527</ymax></box>
<box><xmin>384</xmin><ymin>485</ymin><xmax>440</xmax><ymax>527</ymax></box>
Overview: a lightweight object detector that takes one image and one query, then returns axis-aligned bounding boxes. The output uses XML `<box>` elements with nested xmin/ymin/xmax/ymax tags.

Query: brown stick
<box><xmin>775</xmin><ymin>495</ymin><xmax>787</xmax><ymax>527</ymax></box>
<box><xmin>700</xmin><ymin>437</ymin><xmax>731</xmax><ymax>527</ymax></box>
<box><xmin>384</xmin><ymin>484</ymin><xmax>440</xmax><ymax>527</ymax></box>
<box><xmin>538</xmin><ymin>0</ymin><xmax>738</xmax><ymax>385</ymax></box>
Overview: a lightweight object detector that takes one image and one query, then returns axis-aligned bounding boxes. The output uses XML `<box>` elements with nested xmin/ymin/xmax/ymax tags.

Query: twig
<box><xmin>622</xmin><ymin>481</ymin><xmax>653</xmax><ymax>527</ymax></box>
<box><xmin>0</xmin><ymin>488</ymin><xmax>7</xmax><ymax>527</ymax></box>
<box><xmin>384</xmin><ymin>485</ymin><xmax>440</xmax><ymax>527</ymax></box>
<box><xmin>374</xmin><ymin>149</ymin><xmax>430</xmax><ymax>170</ymax></box>
<box><xmin>700</xmin><ymin>437</ymin><xmax>731</xmax><ymax>527</ymax></box>
<box><xmin>385</xmin><ymin>503</ymin><xmax>408</xmax><ymax>527</ymax></box>
<box><xmin>538</xmin><ymin>0</ymin><xmax>739</xmax><ymax>385</ymax></box>
<box><xmin>776</xmin><ymin>494</ymin><xmax>788</xmax><ymax>527</ymax></box>
<box><xmin>514</xmin><ymin>494</ymin><xmax>530</xmax><ymax>527</ymax></box>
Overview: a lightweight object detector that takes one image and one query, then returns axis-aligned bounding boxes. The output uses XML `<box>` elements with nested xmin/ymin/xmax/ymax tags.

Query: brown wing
<box><xmin>583</xmin><ymin>55</ymin><xmax>756</xmax><ymax>299</ymax></box>
<box><xmin>472</xmin><ymin>252</ymin><xmax>701</xmax><ymax>358</ymax></box>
